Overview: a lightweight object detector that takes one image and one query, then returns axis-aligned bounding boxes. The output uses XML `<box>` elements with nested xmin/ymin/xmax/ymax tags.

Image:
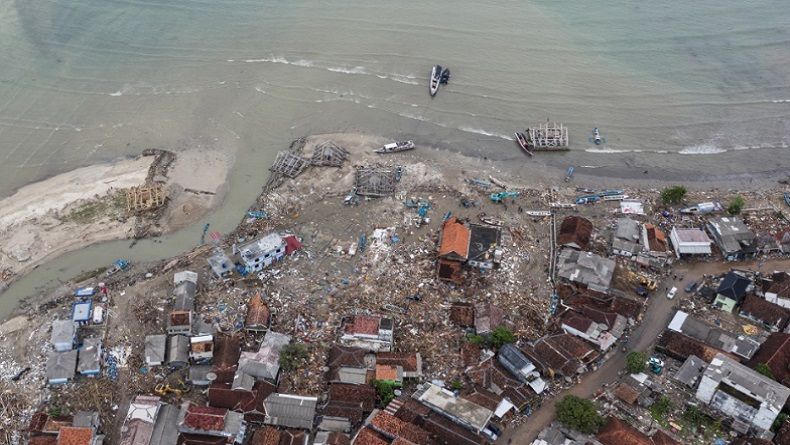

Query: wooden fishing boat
<box><xmin>375</xmin><ymin>140</ymin><xmax>415</xmax><ymax>154</ymax></box>
<box><xmin>515</xmin><ymin>132</ymin><xmax>533</xmax><ymax>156</ymax></box>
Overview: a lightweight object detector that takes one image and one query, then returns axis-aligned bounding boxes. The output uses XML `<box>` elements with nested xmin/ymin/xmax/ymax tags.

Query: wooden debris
<box><xmin>354</xmin><ymin>165</ymin><xmax>401</xmax><ymax>197</ymax></box>
<box><xmin>311</xmin><ymin>141</ymin><xmax>349</xmax><ymax>167</ymax></box>
<box><xmin>125</xmin><ymin>185</ymin><xmax>165</xmax><ymax>213</ymax></box>
<box><xmin>270</xmin><ymin>151</ymin><xmax>311</xmax><ymax>178</ymax></box>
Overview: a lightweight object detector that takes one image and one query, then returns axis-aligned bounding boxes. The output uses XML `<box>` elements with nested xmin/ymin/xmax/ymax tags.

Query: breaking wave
<box><xmin>458</xmin><ymin>127</ymin><xmax>513</xmax><ymax>140</ymax></box>
<box><xmin>679</xmin><ymin>144</ymin><xmax>727</xmax><ymax>155</ymax></box>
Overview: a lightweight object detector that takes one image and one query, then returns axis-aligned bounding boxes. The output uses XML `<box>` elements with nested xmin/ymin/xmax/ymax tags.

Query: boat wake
<box><xmin>679</xmin><ymin>144</ymin><xmax>727</xmax><ymax>155</ymax></box>
<box><xmin>458</xmin><ymin>127</ymin><xmax>513</xmax><ymax>140</ymax></box>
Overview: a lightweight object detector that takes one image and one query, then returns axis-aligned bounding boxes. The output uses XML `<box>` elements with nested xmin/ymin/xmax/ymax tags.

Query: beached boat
<box><xmin>514</xmin><ymin>132</ymin><xmax>533</xmax><ymax>156</ymax></box>
<box><xmin>785</xmin><ymin>192</ymin><xmax>790</xmax><ymax>208</ymax></box>
<box><xmin>429</xmin><ymin>65</ymin><xmax>442</xmax><ymax>96</ymax></box>
<box><xmin>478</xmin><ymin>213</ymin><xmax>504</xmax><ymax>227</ymax></box>
<box><xmin>375</xmin><ymin>140</ymin><xmax>415</xmax><ymax>154</ymax></box>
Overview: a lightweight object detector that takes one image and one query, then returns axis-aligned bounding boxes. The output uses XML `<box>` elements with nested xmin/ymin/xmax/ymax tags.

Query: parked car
<box><xmin>685</xmin><ymin>281</ymin><xmax>698</xmax><ymax>293</ymax></box>
<box><xmin>667</xmin><ymin>287</ymin><xmax>678</xmax><ymax>299</ymax></box>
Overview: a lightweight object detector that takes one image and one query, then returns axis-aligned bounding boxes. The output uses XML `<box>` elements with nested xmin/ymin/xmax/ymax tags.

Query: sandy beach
<box><xmin>0</xmin><ymin>149</ymin><xmax>231</xmax><ymax>293</ymax></box>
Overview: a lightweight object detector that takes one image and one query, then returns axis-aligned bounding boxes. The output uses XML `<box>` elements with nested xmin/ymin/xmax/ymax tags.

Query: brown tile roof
<box><xmin>651</xmin><ymin>430</ymin><xmax>682</xmax><ymax>445</ymax></box>
<box><xmin>327</xmin><ymin>383</ymin><xmax>377</xmax><ymax>412</ymax></box>
<box><xmin>323</xmin><ymin>401</ymin><xmax>364</xmax><ymax>425</ymax></box>
<box><xmin>29</xmin><ymin>436</ymin><xmax>58</xmax><ymax>445</ymax></box>
<box><xmin>466</xmin><ymin>358</ymin><xmax>531</xmax><ymax>409</ymax></box>
<box><xmin>56</xmin><ymin>427</ymin><xmax>93</xmax><ymax>445</ymax></box>
<box><xmin>461</xmin><ymin>387</ymin><xmax>501</xmax><ymax>412</ymax></box>
<box><xmin>179</xmin><ymin>434</ymin><xmax>226</xmax><ymax>445</ymax></box>
<box><xmin>248</xmin><ymin>426</ymin><xmax>281</xmax><ymax>445</ymax></box>
<box><xmin>450</xmin><ymin>302</ymin><xmax>475</xmax><ymax>327</ymax></box>
<box><xmin>394</xmin><ymin>398</ymin><xmax>431</xmax><ymax>423</ymax></box>
<box><xmin>739</xmin><ymin>294</ymin><xmax>790</xmax><ymax>330</ymax></box>
<box><xmin>437</xmin><ymin>259</ymin><xmax>463</xmax><ymax>283</ymax></box>
<box><xmin>460</xmin><ymin>342</ymin><xmax>482</xmax><ymax>367</ymax></box>
<box><xmin>747</xmin><ymin>332</ymin><xmax>790</xmax><ymax>385</ymax></box>
<box><xmin>322</xmin><ymin>432</ymin><xmax>351</xmax><ymax>445</ymax></box>
<box><xmin>367</xmin><ymin>410</ymin><xmax>433</xmax><ymax>444</ymax></box>
<box><xmin>525</xmin><ymin>333</ymin><xmax>595</xmax><ymax>377</ymax></box>
<box><xmin>655</xmin><ymin>330</ymin><xmax>733</xmax><ymax>362</ymax></box>
<box><xmin>561</xmin><ymin>313</ymin><xmax>594</xmax><ymax>333</ymax></box>
<box><xmin>438</xmin><ymin>217</ymin><xmax>471</xmax><ymax>259</ymax></box>
<box><xmin>558</xmin><ymin>216</ymin><xmax>593</xmax><ymax>250</ymax></box>
<box><xmin>327</xmin><ymin>345</ymin><xmax>369</xmax><ymax>369</ymax></box>
<box><xmin>212</xmin><ymin>335</ymin><xmax>241</xmax><ymax>384</ymax></box>
<box><xmin>473</xmin><ymin>303</ymin><xmax>505</xmax><ymax>334</ymax></box>
<box><xmin>613</xmin><ymin>382</ymin><xmax>640</xmax><ymax>405</ymax></box>
<box><xmin>421</xmin><ymin>412</ymin><xmax>490</xmax><ymax>445</ymax></box>
<box><xmin>644</xmin><ymin>224</ymin><xmax>668</xmax><ymax>252</ymax></box>
<box><xmin>559</xmin><ymin>284</ymin><xmax>641</xmax><ymax>320</ymax></box>
<box><xmin>43</xmin><ymin>416</ymin><xmax>74</xmax><ymax>434</ymax></box>
<box><xmin>279</xmin><ymin>430</ymin><xmax>308</xmax><ymax>445</ymax></box>
<box><xmin>353</xmin><ymin>427</ymin><xmax>390</xmax><ymax>445</ymax></box>
<box><xmin>578</xmin><ymin>306</ymin><xmax>619</xmax><ymax>330</ymax></box>
<box><xmin>596</xmin><ymin>417</ymin><xmax>652</xmax><ymax>445</ymax></box>
<box><xmin>767</xmin><ymin>272</ymin><xmax>790</xmax><ymax>299</ymax></box>
<box><xmin>207</xmin><ymin>380</ymin><xmax>276</xmax><ymax>419</ymax></box>
<box><xmin>245</xmin><ymin>293</ymin><xmax>271</xmax><ymax>329</ymax></box>
<box><xmin>183</xmin><ymin>405</ymin><xmax>227</xmax><ymax>432</ymax></box>
<box><xmin>345</xmin><ymin>315</ymin><xmax>381</xmax><ymax>336</ymax></box>
<box><xmin>376</xmin><ymin>352</ymin><xmax>419</xmax><ymax>373</ymax></box>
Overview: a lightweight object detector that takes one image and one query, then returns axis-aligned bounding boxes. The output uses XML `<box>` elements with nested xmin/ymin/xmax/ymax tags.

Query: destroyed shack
<box><xmin>642</xmin><ymin>223</ymin><xmax>668</xmax><ymax>254</ymax></box>
<box><xmin>560</xmin><ymin>312</ymin><xmax>618</xmax><ymax>352</ymax></box>
<box><xmin>270</xmin><ymin>151</ymin><xmax>311</xmax><ymax>178</ymax></box>
<box><xmin>556</xmin><ymin>249</ymin><xmax>615</xmax><ymax>294</ymax></box>
<box><xmin>696</xmin><ymin>353</ymin><xmax>790</xmax><ymax>438</ymax></box>
<box><xmin>611</xmin><ymin>218</ymin><xmax>641</xmax><ymax>258</ymax></box>
<box><xmin>707</xmin><ymin>216</ymin><xmax>757</xmax><ymax>261</ymax></box>
<box><xmin>208</xmin><ymin>250</ymin><xmax>234</xmax><ymax>278</ymax></box>
<box><xmin>558</xmin><ymin>216</ymin><xmax>593</xmax><ymax>250</ymax></box>
<box><xmin>354</xmin><ymin>165</ymin><xmax>401</xmax><ymax>197</ymax></box>
<box><xmin>340</xmin><ymin>315</ymin><xmax>393</xmax><ymax>352</ymax></box>
<box><xmin>672</xmin><ymin>355</ymin><xmax>706</xmax><ymax>388</ymax></box>
<box><xmin>119</xmin><ymin>395</ymin><xmax>161</xmax><ymax>445</ymax></box>
<box><xmin>311</xmin><ymin>141</ymin><xmax>348</xmax><ymax>167</ymax></box>
<box><xmin>145</xmin><ymin>335</ymin><xmax>167</xmax><ymax>367</ymax></box>
<box><xmin>244</xmin><ymin>293</ymin><xmax>271</xmax><ymax>332</ymax></box>
<box><xmin>238</xmin><ymin>233</ymin><xmax>286</xmax><ymax>273</ymax></box>
<box><xmin>190</xmin><ymin>334</ymin><xmax>214</xmax><ymax>363</ymax></box>
<box><xmin>168</xmin><ymin>271</ymin><xmax>197</xmax><ymax>335</ymax></box>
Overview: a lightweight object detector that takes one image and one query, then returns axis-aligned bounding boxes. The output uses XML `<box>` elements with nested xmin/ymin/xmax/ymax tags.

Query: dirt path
<box><xmin>498</xmin><ymin>257</ymin><xmax>790</xmax><ymax>444</ymax></box>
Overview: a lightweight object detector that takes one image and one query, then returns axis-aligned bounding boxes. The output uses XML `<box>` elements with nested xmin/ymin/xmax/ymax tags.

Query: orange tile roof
<box><xmin>354</xmin><ymin>427</ymin><xmax>390</xmax><ymax>445</ymax></box>
<box><xmin>57</xmin><ymin>427</ymin><xmax>93</xmax><ymax>445</ymax></box>
<box><xmin>245</xmin><ymin>293</ymin><xmax>271</xmax><ymax>328</ymax></box>
<box><xmin>438</xmin><ymin>217</ymin><xmax>470</xmax><ymax>259</ymax></box>
<box><xmin>375</xmin><ymin>364</ymin><xmax>399</xmax><ymax>381</ymax></box>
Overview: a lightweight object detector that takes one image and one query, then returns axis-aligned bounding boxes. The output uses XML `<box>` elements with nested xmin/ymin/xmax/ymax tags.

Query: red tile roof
<box><xmin>596</xmin><ymin>417</ymin><xmax>652</xmax><ymax>445</ymax></box>
<box><xmin>562</xmin><ymin>313</ymin><xmax>594</xmax><ymax>333</ymax></box>
<box><xmin>328</xmin><ymin>383</ymin><xmax>377</xmax><ymax>412</ymax></box>
<box><xmin>558</xmin><ymin>216</ymin><xmax>593</xmax><ymax>249</ymax></box>
<box><xmin>438</xmin><ymin>217</ymin><xmax>471</xmax><ymax>259</ymax></box>
<box><xmin>56</xmin><ymin>427</ymin><xmax>93</xmax><ymax>445</ymax></box>
<box><xmin>367</xmin><ymin>410</ymin><xmax>432</xmax><ymax>444</ymax></box>
<box><xmin>345</xmin><ymin>315</ymin><xmax>381</xmax><ymax>336</ymax></box>
<box><xmin>375</xmin><ymin>364</ymin><xmax>399</xmax><ymax>381</ymax></box>
<box><xmin>747</xmin><ymin>332</ymin><xmax>790</xmax><ymax>386</ymax></box>
<box><xmin>613</xmin><ymin>382</ymin><xmax>640</xmax><ymax>405</ymax></box>
<box><xmin>248</xmin><ymin>426</ymin><xmax>281</xmax><ymax>445</ymax></box>
<box><xmin>245</xmin><ymin>293</ymin><xmax>271</xmax><ymax>329</ymax></box>
<box><xmin>183</xmin><ymin>405</ymin><xmax>227</xmax><ymax>432</ymax></box>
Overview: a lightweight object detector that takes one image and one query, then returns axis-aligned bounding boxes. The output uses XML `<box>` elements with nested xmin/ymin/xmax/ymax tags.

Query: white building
<box><xmin>238</xmin><ymin>233</ymin><xmax>286</xmax><ymax>272</ymax></box>
<box><xmin>670</xmin><ymin>227</ymin><xmax>713</xmax><ymax>258</ymax></box>
<box><xmin>696</xmin><ymin>353</ymin><xmax>790</xmax><ymax>438</ymax></box>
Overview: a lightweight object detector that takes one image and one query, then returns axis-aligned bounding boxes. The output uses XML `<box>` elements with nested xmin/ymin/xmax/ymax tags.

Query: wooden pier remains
<box><xmin>526</xmin><ymin>122</ymin><xmax>569</xmax><ymax>150</ymax></box>
<box><xmin>354</xmin><ymin>165</ymin><xmax>402</xmax><ymax>197</ymax></box>
<box><xmin>126</xmin><ymin>185</ymin><xmax>165</xmax><ymax>213</ymax></box>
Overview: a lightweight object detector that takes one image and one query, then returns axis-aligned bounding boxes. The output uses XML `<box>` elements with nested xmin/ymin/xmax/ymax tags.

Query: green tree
<box><xmin>556</xmin><ymin>395</ymin><xmax>604</xmax><ymax>434</ymax></box>
<box><xmin>772</xmin><ymin>413</ymin><xmax>789</xmax><ymax>432</ymax></box>
<box><xmin>727</xmin><ymin>195</ymin><xmax>745</xmax><ymax>215</ymax></box>
<box><xmin>374</xmin><ymin>380</ymin><xmax>400</xmax><ymax>405</ymax></box>
<box><xmin>625</xmin><ymin>351</ymin><xmax>648</xmax><ymax>374</ymax></box>
<box><xmin>650</xmin><ymin>396</ymin><xmax>673</xmax><ymax>420</ymax></box>
<box><xmin>682</xmin><ymin>406</ymin><xmax>707</xmax><ymax>428</ymax></box>
<box><xmin>756</xmin><ymin>363</ymin><xmax>775</xmax><ymax>380</ymax></box>
<box><xmin>660</xmin><ymin>186</ymin><xmax>687</xmax><ymax>205</ymax></box>
<box><xmin>279</xmin><ymin>343</ymin><xmax>309</xmax><ymax>372</ymax></box>
<box><xmin>490</xmin><ymin>326</ymin><xmax>516</xmax><ymax>349</ymax></box>
<box><xmin>450</xmin><ymin>380</ymin><xmax>463</xmax><ymax>391</ymax></box>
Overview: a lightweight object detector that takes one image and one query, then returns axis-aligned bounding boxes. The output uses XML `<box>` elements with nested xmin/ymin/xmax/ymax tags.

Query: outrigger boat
<box><xmin>429</xmin><ymin>65</ymin><xmax>443</xmax><ymax>97</ymax></box>
<box><xmin>514</xmin><ymin>132</ymin><xmax>533</xmax><ymax>156</ymax></box>
<box><xmin>375</xmin><ymin>140</ymin><xmax>415</xmax><ymax>154</ymax></box>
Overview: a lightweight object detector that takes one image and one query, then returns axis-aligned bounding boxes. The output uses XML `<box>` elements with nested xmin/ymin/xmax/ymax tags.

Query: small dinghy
<box><xmin>589</xmin><ymin>127</ymin><xmax>606</xmax><ymax>145</ymax></box>
<box><xmin>440</xmin><ymin>67</ymin><xmax>450</xmax><ymax>84</ymax></box>
<box><xmin>514</xmin><ymin>132</ymin><xmax>533</xmax><ymax>156</ymax></box>
<box><xmin>375</xmin><ymin>140</ymin><xmax>415</xmax><ymax>154</ymax></box>
<box><xmin>429</xmin><ymin>65</ymin><xmax>442</xmax><ymax>96</ymax></box>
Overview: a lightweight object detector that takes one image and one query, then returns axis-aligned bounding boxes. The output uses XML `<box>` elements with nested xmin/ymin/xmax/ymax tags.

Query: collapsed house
<box><xmin>238</xmin><ymin>331</ymin><xmax>291</xmax><ymax>382</ymax></box>
<box><xmin>557</xmin><ymin>216</ymin><xmax>593</xmax><ymax>250</ymax></box>
<box><xmin>696</xmin><ymin>353</ymin><xmax>790</xmax><ymax>438</ymax></box>
<box><xmin>436</xmin><ymin>217</ymin><xmax>501</xmax><ymax>283</ymax></box>
<box><xmin>667</xmin><ymin>311</ymin><xmax>759</xmax><ymax>361</ymax></box>
<box><xmin>560</xmin><ymin>312</ymin><xmax>619</xmax><ymax>352</ymax></box>
<box><xmin>707</xmin><ymin>217</ymin><xmax>757</xmax><ymax>261</ymax></box>
<box><xmin>167</xmin><ymin>271</ymin><xmax>197</xmax><ymax>335</ymax></box>
<box><xmin>611</xmin><ymin>218</ymin><xmax>641</xmax><ymax>257</ymax></box>
<box><xmin>339</xmin><ymin>315</ymin><xmax>393</xmax><ymax>352</ymax></box>
<box><xmin>556</xmin><ymin>249</ymin><xmax>615</xmax><ymax>294</ymax></box>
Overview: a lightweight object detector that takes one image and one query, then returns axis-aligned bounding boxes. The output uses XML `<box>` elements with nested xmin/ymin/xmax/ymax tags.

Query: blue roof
<box><xmin>72</xmin><ymin>301</ymin><xmax>93</xmax><ymax>322</ymax></box>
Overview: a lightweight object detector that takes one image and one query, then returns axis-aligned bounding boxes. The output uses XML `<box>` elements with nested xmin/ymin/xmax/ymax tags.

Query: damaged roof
<box><xmin>438</xmin><ymin>217</ymin><xmax>471</xmax><ymax>260</ymax></box>
<box><xmin>747</xmin><ymin>332</ymin><xmax>790</xmax><ymax>386</ymax></box>
<box><xmin>245</xmin><ymin>293</ymin><xmax>271</xmax><ymax>330</ymax></box>
<box><xmin>739</xmin><ymin>294</ymin><xmax>790</xmax><ymax>330</ymax></box>
<box><xmin>557</xmin><ymin>216</ymin><xmax>593</xmax><ymax>250</ymax></box>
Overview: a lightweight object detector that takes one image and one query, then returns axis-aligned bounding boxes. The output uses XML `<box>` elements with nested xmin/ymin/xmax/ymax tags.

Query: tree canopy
<box><xmin>626</xmin><ymin>351</ymin><xmax>648</xmax><ymax>374</ymax></box>
<box><xmin>556</xmin><ymin>395</ymin><xmax>604</xmax><ymax>434</ymax></box>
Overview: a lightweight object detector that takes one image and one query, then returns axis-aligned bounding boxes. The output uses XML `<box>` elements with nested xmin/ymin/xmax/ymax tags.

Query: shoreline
<box><xmin>0</xmin><ymin>148</ymin><xmax>231</xmax><ymax>296</ymax></box>
<box><xmin>0</xmin><ymin>132</ymin><xmax>787</xmax><ymax>320</ymax></box>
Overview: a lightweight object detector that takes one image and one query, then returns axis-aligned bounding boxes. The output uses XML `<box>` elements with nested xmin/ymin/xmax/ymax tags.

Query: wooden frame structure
<box><xmin>311</xmin><ymin>141</ymin><xmax>349</xmax><ymax>167</ymax></box>
<box><xmin>526</xmin><ymin>122</ymin><xmax>569</xmax><ymax>150</ymax></box>
<box><xmin>355</xmin><ymin>165</ymin><xmax>401</xmax><ymax>197</ymax></box>
<box><xmin>270</xmin><ymin>151</ymin><xmax>311</xmax><ymax>178</ymax></box>
<box><xmin>126</xmin><ymin>185</ymin><xmax>165</xmax><ymax>213</ymax></box>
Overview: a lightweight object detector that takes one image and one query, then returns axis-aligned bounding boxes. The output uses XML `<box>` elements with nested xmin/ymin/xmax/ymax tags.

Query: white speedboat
<box><xmin>375</xmin><ymin>140</ymin><xmax>415</xmax><ymax>154</ymax></box>
<box><xmin>429</xmin><ymin>65</ymin><xmax>442</xmax><ymax>96</ymax></box>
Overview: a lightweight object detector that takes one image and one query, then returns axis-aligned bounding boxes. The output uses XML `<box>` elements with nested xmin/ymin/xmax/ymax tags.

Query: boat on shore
<box><xmin>375</xmin><ymin>140</ymin><xmax>415</xmax><ymax>154</ymax></box>
<box><xmin>784</xmin><ymin>192</ymin><xmax>790</xmax><ymax>208</ymax></box>
<box><xmin>429</xmin><ymin>65</ymin><xmax>442</xmax><ymax>97</ymax></box>
<box><xmin>514</xmin><ymin>132</ymin><xmax>533</xmax><ymax>156</ymax></box>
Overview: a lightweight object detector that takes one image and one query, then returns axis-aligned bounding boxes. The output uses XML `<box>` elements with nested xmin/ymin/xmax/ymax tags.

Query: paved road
<box><xmin>499</xmin><ymin>257</ymin><xmax>790</xmax><ymax>444</ymax></box>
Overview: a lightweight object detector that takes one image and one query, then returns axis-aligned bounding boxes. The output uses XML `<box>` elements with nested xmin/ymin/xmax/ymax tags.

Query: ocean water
<box><xmin>0</xmin><ymin>0</ymin><xmax>789</xmax><ymax>312</ymax></box>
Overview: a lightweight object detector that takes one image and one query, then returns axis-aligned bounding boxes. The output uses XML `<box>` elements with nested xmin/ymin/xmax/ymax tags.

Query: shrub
<box><xmin>727</xmin><ymin>195</ymin><xmax>745</xmax><ymax>215</ymax></box>
<box><xmin>650</xmin><ymin>396</ymin><xmax>672</xmax><ymax>420</ymax></box>
<box><xmin>660</xmin><ymin>186</ymin><xmax>687</xmax><ymax>205</ymax></box>
<box><xmin>374</xmin><ymin>380</ymin><xmax>401</xmax><ymax>405</ymax></box>
<box><xmin>490</xmin><ymin>326</ymin><xmax>516</xmax><ymax>349</ymax></box>
<box><xmin>556</xmin><ymin>395</ymin><xmax>604</xmax><ymax>434</ymax></box>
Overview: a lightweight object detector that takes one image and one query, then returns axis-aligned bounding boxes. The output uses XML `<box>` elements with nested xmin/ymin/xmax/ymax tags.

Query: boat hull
<box><xmin>429</xmin><ymin>65</ymin><xmax>441</xmax><ymax>96</ymax></box>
